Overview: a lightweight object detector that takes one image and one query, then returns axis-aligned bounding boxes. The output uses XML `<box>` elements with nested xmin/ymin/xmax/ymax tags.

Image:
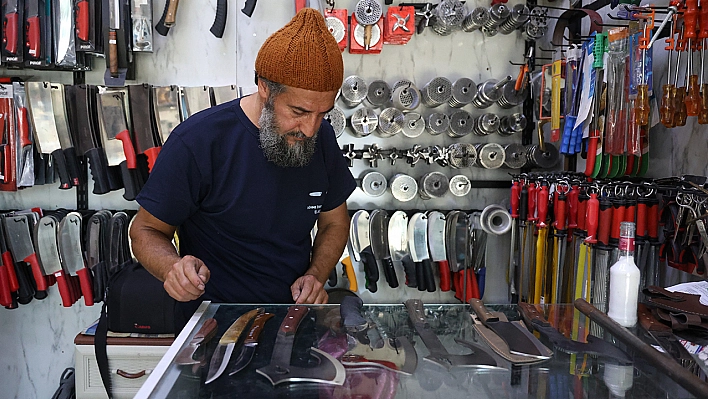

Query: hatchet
<box><xmin>404</xmin><ymin>299</ymin><xmax>499</xmax><ymax>370</ymax></box>
<box><xmin>257</xmin><ymin>305</ymin><xmax>346</xmax><ymax>386</ymax></box>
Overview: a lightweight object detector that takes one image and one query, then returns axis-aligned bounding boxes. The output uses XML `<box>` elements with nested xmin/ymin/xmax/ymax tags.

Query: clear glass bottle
<box><xmin>608</xmin><ymin>222</ymin><xmax>640</xmax><ymax>327</ymax></box>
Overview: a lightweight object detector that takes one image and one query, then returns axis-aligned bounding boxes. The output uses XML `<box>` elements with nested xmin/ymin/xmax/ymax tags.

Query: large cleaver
<box><xmin>351</xmin><ymin>210</ymin><xmax>379</xmax><ymax>293</ymax></box>
<box><xmin>407</xmin><ymin>213</ymin><xmax>436</xmax><ymax>292</ymax></box>
<box><xmin>257</xmin><ymin>305</ymin><xmax>345</xmax><ymax>386</ymax></box>
<box><xmin>4</xmin><ymin>214</ymin><xmax>48</xmax><ymax>298</ymax></box>
<box><xmin>427</xmin><ymin>211</ymin><xmax>451</xmax><ymax>292</ymax></box>
<box><xmin>59</xmin><ymin>212</ymin><xmax>92</xmax><ymax>306</ymax></box>
<box><xmin>369</xmin><ymin>209</ymin><xmax>398</xmax><ymax>288</ymax></box>
<box><xmin>34</xmin><ymin>215</ymin><xmax>72</xmax><ymax>307</ymax></box>
<box><xmin>388</xmin><ymin>211</ymin><xmax>417</xmax><ymax>288</ymax></box>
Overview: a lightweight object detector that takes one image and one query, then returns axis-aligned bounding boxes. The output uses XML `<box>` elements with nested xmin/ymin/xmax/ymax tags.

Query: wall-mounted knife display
<box><xmin>0</xmin><ymin>207</ymin><xmax>135</xmax><ymax>309</ymax></box>
<box><xmin>53</xmin><ymin>0</ymin><xmax>77</xmax><ymax>67</ymax></box>
<box><xmin>152</xmin><ymin>85</ymin><xmax>181</xmax><ymax>145</ymax></box>
<box><xmin>154</xmin><ymin>0</ymin><xmax>179</xmax><ymax>36</ymax></box>
<box><xmin>131</xmin><ymin>0</ymin><xmax>152</xmax><ymax>52</ymax></box>
<box><xmin>2</xmin><ymin>0</ymin><xmax>23</xmax><ymax>63</ymax></box>
<box><xmin>181</xmin><ymin>86</ymin><xmax>213</xmax><ymax>119</ymax></box>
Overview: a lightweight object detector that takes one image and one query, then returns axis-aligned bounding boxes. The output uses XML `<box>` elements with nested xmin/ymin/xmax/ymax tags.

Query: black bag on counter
<box><xmin>95</xmin><ymin>259</ymin><xmax>176</xmax><ymax>398</ymax></box>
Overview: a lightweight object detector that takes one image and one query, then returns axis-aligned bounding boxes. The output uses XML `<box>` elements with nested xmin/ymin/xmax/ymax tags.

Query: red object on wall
<box><xmin>324</xmin><ymin>8</ymin><xmax>348</xmax><ymax>52</ymax></box>
<box><xmin>349</xmin><ymin>14</ymin><xmax>383</xmax><ymax>54</ymax></box>
<box><xmin>384</xmin><ymin>6</ymin><xmax>414</xmax><ymax>45</ymax></box>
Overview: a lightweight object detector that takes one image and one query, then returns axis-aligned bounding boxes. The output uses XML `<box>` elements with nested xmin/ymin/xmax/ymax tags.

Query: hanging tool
<box><xmin>533</xmin><ymin>182</ymin><xmax>549</xmax><ymax>304</ymax></box>
<box><xmin>675</xmin><ymin>25</ymin><xmax>688</xmax><ymax>126</ymax></box>
<box><xmin>509</xmin><ymin>180</ymin><xmax>520</xmax><ymax>299</ymax></box>
<box><xmin>355</xmin><ymin>0</ymin><xmax>382</xmax><ymax>51</ymax></box>
<box><xmin>551</xmin><ymin>182</ymin><xmax>568</xmax><ymax>304</ymax></box>
<box><xmin>635</xmin><ymin>9</ymin><xmax>654</xmax><ymax>125</ymax></box>
<box><xmin>699</xmin><ymin>3</ymin><xmax>708</xmax><ymax>123</ymax></box>
<box><xmin>660</xmin><ymin>15</ymin><xmax>677</xmax><ymax>127</ymax></box>
<box><xmin>685</xmin><ymin>0</ymin><xmax>701</xmax><ymax>116</ymax></box>
<box><xmin>587</xmin><ymin>33</ymin><xmax>606</xmax><ymax>178</ymax></box>
<box><xmin>550</xmin><ymin>49</ymin><xmax>564</xmax><ymax>142</ymax></box>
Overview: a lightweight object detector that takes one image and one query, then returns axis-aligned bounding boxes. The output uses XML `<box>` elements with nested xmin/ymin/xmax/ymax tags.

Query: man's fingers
<box><xmin>183</xmin><ymin>257</ymin><xmax>207</xmax><ymax>290</ymax></box>
<box><xmin>197</xmin><ymin>264</ymin><xmax>210</xmax><ymax>284</ymax></box>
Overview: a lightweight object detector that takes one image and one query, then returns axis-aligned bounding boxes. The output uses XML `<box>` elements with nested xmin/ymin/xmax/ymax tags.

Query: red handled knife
<box><xmin>76</xmin><ymin>0</ymin><xmax>89</xmax><ymax>41</ymax></box>
<box><xmin>25</xmin><ymin>0</ymin><xmax>41</xmax><ymax>59</ymax></box>
<box><xmin>4</xmin><ymin>0</ymin><xmax>19</xmax><ymax>54</ymax></box>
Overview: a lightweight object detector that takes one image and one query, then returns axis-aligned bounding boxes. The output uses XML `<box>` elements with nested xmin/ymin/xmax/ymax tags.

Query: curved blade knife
<box><xmin>34</xmin><ymin>216</ymin><xmax>72</xmax><ymax>307</ymax></box>
<box><xmin>175</xmin><ymin>318</ymin><xmax>218</xmax><ymax>365</ymax></box>
<box><xmin>408</xmin><ymin>213</ymin><xmax>436</xmax><ymax>292</ymax></box>
<box><xmin>427</xmin><ymin>211</ymin><xmax>450</xmax><ymax>291</ymax></box>
<box><xmin>470</xmin><ymin>299</ymin><xmax>544</xmax><ymax>358</ymax></box>
<box><xmin>369</xmin><ymin>209</ymin><xmax>398</xmax><ymax>288</ymax></box>
<box><xmin>229</xmin><ymin>312</ymin><xmax>274</xmax><ymax>375</ymax></box>
<box><xmin>351</xmin><ymin>210</ymin><xmax>379</xmax><ymax>293</ymax></box>
<box><xmin>205</xmin><ymin>307</ymin><xmax>263</xmax><ymax>384</ymax></box>
<box><xmin>389</xmin><ymin>211</ymin><xmax>417</xmax><ymax>288</ymax></box>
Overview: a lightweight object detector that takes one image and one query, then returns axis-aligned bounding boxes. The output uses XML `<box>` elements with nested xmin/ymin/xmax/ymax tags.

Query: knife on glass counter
<box><xmin>175</xmin><ymin>318</ymin><xmax>218</xmax><ymax>366</ymax></box>
<box><xmin>205</xmin><ymin>307</ymin><xmax>263</xmax><ymax>384</ymax></box>
<box><xmin>229</xmin><ymin>312</ymin><xmax>274</xmax><ymax>375</ymax></box>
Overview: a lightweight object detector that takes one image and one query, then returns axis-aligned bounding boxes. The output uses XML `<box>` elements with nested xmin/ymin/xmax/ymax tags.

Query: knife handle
<box><xmin>401</xmin><ymin>255</ymin><xmax>417</xmax><ymax>288</ymax></box>
<box><xmin>3</xmin><ymin>144</ymin><xmax>11</xmax><ymax>184</ymax></box>
<box><xmin>295</xmin><ymin>0</ymin><xmax>307</xmax><ymax>13</ymax></box>
<box><xmin>119</xmin><ymin>161</ymin><xmax>140</xmax><ymax>201</ymax></box>
<box><xmin>55</xmin><ymin>271</ymin><xmax>73</xmax><ymax>307</ymax></box>
<box><xmin>360</xmin><ymin>246</ymin><xmax>378</xmax><ymax>293</ymax></box>
<box><xmin>381</xmin><ymin>257</ymin><xmax>399</xmax><ymax>289</ymax></box>
<box><xmin>17</xmin><ymin>107</ymin><xmax>30</xmax><ymax>148</ymax></box>
<box><xmin>51</xmin><ymin>149</ymin><xmax>72</xmax><ymax>189</ymax></box>
<box><xmin>210</xmin><ymin>0</ymin><xmax>227</xmax><ymax>38</ymax></box>
<box><xmin>108</xmin><ymin>31</ymin><xmax>119</xmax><ymax>77</ymax></box>
<box><xmin>404</xmin><ymin>299</ymin><xmax>426</xmax><ymax>324</ymax></box>
<box><xmin>0</xmin><ymin>263</ymin><xmax>12</xmax><ymax>307</ymax></box>
<box><xmin>437</xmin><ymin>260</ymin><xmax>451</xmax><ymax>291</ymax></box>
<box><xmin>193</xmin><ymin>317</ymin><xmax>218</xmax><ymax>342</ymax></box>
<box><xmin>63</xmin><ymin>148</ymin><xmax>82</xmax><ymax>187</ymax></box>
<box><xmin>241</xmin><ymin>0</ymin><xmax>257</xmax><ymax>17</ymax></box>
<box><xmin>24</xmin><ymin>253</ymin><xmax>48</xmax><ymax>297</ymax></box>
<box><xmin>144</xmin><ymin>146</ymin><xmax>161</xmax><ymax>173</ymax></box>
<box><xmin>340</xmin><ymin>295</ymin><xmax>366</xmax><ymax>328</ymax></box>
<box><xmin>281</xmin><ymin>305</ymin><xmax>309</xmax><ymax>335</ymax></box>
<box><xmin>245</xmin><ymin>313</ymin><xmax>274</xmax><ymax>344</ymax></box>
<box><xmin>76</xmin><ymin>0</ymin><xmax>89</xmax><ymax>41</ymax></box>
<box><xmin>415</xmin><ymin>261</ymin><xmax>425</xmax><ymax>291</ymax></box>
<box><xmin>77</xmin><ymin>267</ymin><xmax>94</xmax><ymax>306</ymax></box>
<box><xmin>85</xmin><ymin>148</ymin><xmax>111</xmax><ymax>194</ymax></box>
<box><xmin>341</xmin><ymin>255</ymin><xmax>358</xmax><ymax>292</ymax></box>
<box><xmin>469</xmin><ymin>298</ymin><xmax>498</xmax><ymax>324</ymax></box>
<box><xmin>116</xmin><ymin>130</ymin><xmax>137</xmax><ymax>169</ymax></box>
<box><xmin>15</xmin><ymin>263</ymin><xmax>35</xmax><ymax>304</ymax></box>
<box><xmin>154</xmin><ymin>1</ymin><xmax>170</xmax><ymax>36</ymax></box>
<box><xmin>2</xmin><ymin>251</ymin><xmax>18</xmax><ymax>292</ymax></box>
<box><xmin>422</xmin><ymin>259</ymin><xmax>436</xmax><ymax>293</ymax></box>
<box><xmin>4</xmin><ymin>12</ymin><xmax>18</xmax><ymax>54</ymax></box>
<box><xmin>26</xmin><ymin>15</ymin><xmax>40</xmax><ymax>58</ymax></box>
<box><xmin>165</xmin><ymin>0</ymin><xmax>180</xmax><ymax>25</ymax></box>
<box><xmin>518</xmin><ymin>302</ymin><xmax>551</xmax><ymax>328</ymax></box>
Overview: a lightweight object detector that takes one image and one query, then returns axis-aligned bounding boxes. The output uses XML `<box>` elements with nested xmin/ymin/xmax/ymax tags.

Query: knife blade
<box><xmin>34</xmin><ymin>216</ymin><xmax>72</xmax><ymax>307</ymax></box>
<box><xmin>55</xmin><ymin>0</ymin><xmax>74</xmax><ymax>65</ymax></box>
<box><xmin>98</xmin><ymin>92</ymin><xmax>136</xmax><ymax>169</ymax></box>
<box><xmin>408</xmin><ymin>213</ymin><xmax>436</xmax><ymax>292</ymax></box>
<box><xmin>181</xmin><ymin>86</ymin><xmax>213</xmax><ymax>119</ymax></box>
<box><xmin>229</xmin><ymin>312</ymin><xmax>275</xmax><ymax>375</ymax></box>
<box><xmin>388</xmin><ymin>211</ymin><xmax>417</xmax><ymax>288</ymax></box>
<box><xmin>25</xmin><ymin>0</ymin><xmax>41</xmax><ymax>59</ymax></box>
<box><xmin>128</xmin><ymin>84</ymin><xmax>161</xmax><ymax>171</ymax></box>
<box><xmin>427</xmin><ymin>211</ymin><xmax>451</xmax><ymax>292</ymax></box>
<box><xmin>175</xmin><ymin>318</ymin><xmax>218</xmax><ymax>365</ymax></box>
<box><xmin>212</xmin><ymin>85</ymin><xmax>240</xmax><ymax>105</ymax></box>
<box><xmin>369</xmin><ymin>209</ymin><xmax>398</xmax><ymax>288</ymax></box>
<box><xmin>26</xmin><ymin>82</ymin><xmax>72</xmax><ymax>189</ymax></box>
<box><xmin>469</xmin><ymin>298</ymin><xmax>544</xmax><ymax>358</ymax></box>
<box><xmin>3</xmin><ymin>214</ymin><xmax>48</xmax><ymax>297</ymax></box>
<box><xmin>351</xmin><ymin>210</ymin><xmax>378</xmax><ymax>293</ymax></box>
<box><xmin>50</xmin><ymin>84</ymin><xmax>81</xmax><ymax>187</ymax></box>
<box><xmin>205</xmin><ymin>307</ymin><xmax>263</xmax><ymax>384</ymax></box>
<box><xmin>59</xmin><ymin>212</ymin><xmax>91</xmax><ymax>305</ymax></box>
<box><xmin>152</xmin><ymin>86</ymin><xmax>182</xmax><ymax>145</ymax></box>
<box><xmin>4</xmin><ymin>0</ymin><xmax>19</xmax><ymax>54</ymax></box>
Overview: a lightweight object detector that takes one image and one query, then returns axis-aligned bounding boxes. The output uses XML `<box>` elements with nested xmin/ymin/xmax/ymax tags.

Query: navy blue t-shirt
<box><xmin>136</xmin><ymin>98</ymin><xmax>355</xmax><ymax>306</ymax></box>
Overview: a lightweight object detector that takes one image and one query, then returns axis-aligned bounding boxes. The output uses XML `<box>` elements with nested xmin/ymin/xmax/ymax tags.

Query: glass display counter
<box><xmin>135</xmin><ymin>302</ymin><xmax>701</xmax><ymax>399</ymax></box>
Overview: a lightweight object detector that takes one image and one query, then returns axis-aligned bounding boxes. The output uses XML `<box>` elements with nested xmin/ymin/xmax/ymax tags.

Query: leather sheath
<box><xmin>644</xmin><ymin>286</ymin><xmax>708</xmax><ymax>319</ymax></box>
<box><xmin>470</xmin><ymin>311</ymin><xmax>551</xmax><ymax>364</ymax></box>
<box><xmin>653</xmin><ymin>307</ymin><xmax>708</xmax><ymax>333</ymax></box>
<box><xmin>638</xmin><ymin>303</ymin><xmax>673</xmax><ymax>337</ymax></box>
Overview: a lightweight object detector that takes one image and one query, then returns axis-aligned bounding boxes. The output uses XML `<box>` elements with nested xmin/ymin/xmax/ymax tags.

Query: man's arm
<box><xmin>291</xmin><ymin>202</ymin><xmax>350</xmax><ymax>304</ymax></box>
<box><xmin>130</xmin><ymin>207</ymin><xmax>210</xmax><ymax>301</ymax></box>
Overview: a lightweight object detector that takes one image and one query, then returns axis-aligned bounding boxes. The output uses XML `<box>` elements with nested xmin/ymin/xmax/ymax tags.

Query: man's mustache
<box><xmin>284</xmin><ymin>131</ymin><xmax>307</xmax><ymax>140</ymax></box>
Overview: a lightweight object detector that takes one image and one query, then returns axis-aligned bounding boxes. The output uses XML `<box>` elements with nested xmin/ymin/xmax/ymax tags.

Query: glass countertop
<box><xmin>135</xmin><ymin>302</ymin><xmax>701</xmax><ymax>399</ymax></box>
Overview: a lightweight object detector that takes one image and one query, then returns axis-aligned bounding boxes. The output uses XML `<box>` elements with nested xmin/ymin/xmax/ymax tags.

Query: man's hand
<box><xmin>163</xmin><ymin>255</ymin><xmax>211</xmax><ymax>302</ymax></box>
<box><xmin>291</xmin><ymin>274</ymin><xmax>328</xmax><ymax>304</ymax></box>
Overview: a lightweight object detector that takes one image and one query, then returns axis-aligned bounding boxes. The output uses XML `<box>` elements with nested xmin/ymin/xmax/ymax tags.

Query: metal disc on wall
<box><xmin>419</xmin><ymin>172</ymin><xmax>450</xmax><ymax>199</ymax></box>
<box><xmin>474</xmin><ymin>143</ymin><xmax>506</xmax><ymax>169</ymax></box>
<box><xmin>401</xmin><ymin>112</ymin><xmax>426</xmax><ymax>138</ymax></box>
<box><xmin>473</xmin><ymin>113</ymin><xmax>500</xmax><ymax>136</ymax></box>
<box><xmin>448</xmin><ymin>110</ymin><xmax>474</xmax><ymax>138</ymax></box>
<box><xmin>376</xmin><ymin>107</ymin><xmax>404</xmax><ymax>137</ymax></box>
<box><xmin>449</xmin><ymin>175</ymin><xmax>471</xmax><ymax>196</ymax></box>
<box><xmin>341</xmin><ymin>76</ymin><xmax>368</xmax><ymax>107</ymax></box>
<box><xmin>326</xmin><ymin>17</ymin><xmax>346</xmax><ymax>43</ymax></box>
<box><xmin>324</xmin><ymin>107</ymin><xmax>346</xmax><ymax>138</ymax></box>
<box><xmin>360</xmin><ymin>171</ymin><xmax>388</xmax><ymax>197</ymax></box>
<box><xmin>499</xmin><ymin>113</ymin><xmax>527</xmax><ymax>136</ymax></box>
<box><xmin>391</xmin><ymin>83</ymin><xmax>421</xmax><ymax>110</ymax></box>
<box><xmin>367</xmin><ymin>80</ymin><xmax>391</xmax><ymax>107</ymax></box>
<box><xmin>427</xmin><ymin>112</ymin><xmax>450</xmax><ymax>135</ymax></box>
<box><xmin>354</xmin><ymin>23</ymin><xmax>382</xmax><ymax>48</ymax></box>
<box><xmin>448</xmin><ymin>143</ymin><xmax>477</xmax><ymax>168</ymax></box>
<box><xmin>527</xmin><ymin>143</ymin><xmax>560</xmax><ymax>168</ymax></box>
<box><xmin>503</xmin><ymin>143</ymin><xmax>528</xmax><ymax>169</ymax></box>
<box><xmin>350</xmin><ymin>108</ymin><xmax>378</xmax><ymax>137</ymax></box>
<box><xmin>390</xmin><ymin>174</ymin><xmax>418</xmax><ymax>202</ymax></box>
<box><xmin>448</xmin><ymin>77</ymin><xmax>477</xmax><ymax>107</ymax></box>
<box><xmin>421</xmin><ymin>77</ymin><xmax>453</xmax><ymax>107</ymax></box>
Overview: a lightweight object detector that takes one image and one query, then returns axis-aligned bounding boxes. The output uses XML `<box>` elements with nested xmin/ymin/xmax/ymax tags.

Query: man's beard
<box><xmin>258</xmin><ymin>98</ymin><xmax>317</xmax><ymax>168</ymax></box>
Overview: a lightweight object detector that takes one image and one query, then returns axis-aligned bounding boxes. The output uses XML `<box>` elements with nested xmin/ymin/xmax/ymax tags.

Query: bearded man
<box><xmin>129</xmin><ymin>8</ymin><xmax>355</xmax><ymax>330</ymax></box>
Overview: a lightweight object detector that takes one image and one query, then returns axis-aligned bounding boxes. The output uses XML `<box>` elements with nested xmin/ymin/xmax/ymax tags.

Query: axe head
<box><xmin>425</xmin><ymin>338</ymin><xmax>500</xmax><ymax>370</ymax></box>
<box><xmin>342</xmin><ymin>336</ymin><xmax>418</xmax><ymax>375</ymax></box>
<box><xmin>256</xmin><ymin>347</ymin><xmax>346</xmax><ymax>386</ymax></box>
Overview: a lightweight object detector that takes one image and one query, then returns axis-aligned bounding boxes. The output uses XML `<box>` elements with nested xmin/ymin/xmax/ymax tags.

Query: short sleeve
<box><xmin>320</xmin><ymin>126</ymin><xmax>355</xmax><ymax>212</ymax></box>
<box><xmin>135</xmin><ymin>135</ymin><xmax>206</xmax><ymax>226</ymax></box>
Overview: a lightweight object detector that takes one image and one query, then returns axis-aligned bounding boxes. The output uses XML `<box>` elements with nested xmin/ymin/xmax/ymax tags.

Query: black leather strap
<box><xmin>95</xmin><ymin>301</ymin><xmax>112</xmax><ymax>398</ymax></box>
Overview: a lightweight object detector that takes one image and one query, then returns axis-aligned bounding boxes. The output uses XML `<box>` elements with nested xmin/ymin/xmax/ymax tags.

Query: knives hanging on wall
<box><xmin>181</xmin><ymin>86</ymin><xmax>213</xmax><ymax>119</ymax></box>
<box><xmin>26</xmin><ymin>0</ymin><xmax>41</xmax><ymax>59</ymax></box>
<box><xmin>212</xmin><ymin>85</ymin><xmax>240</xmax><ymax>105</ymax></box>
<box><xmin>351</xmin><ymin>210</ymin><xmax>378</xmax><ymax>293</ymax></box>
<box><xmin>155</xmin><ymin>0</ymin><xmax>180</xmax><ymax>36</ymax></box>
<box><xmin>4</xmin><ymin>0</ymin><xmax>20</xmax><ymax>55</ymax></box>
<box><xmin>59</xmin><ymin>212</ymin><xmax>92</xmax><ymax>306</ymax></box>
<box><xmin>50</xmin><ymin>83</ymin><xmax>82</xmax><ymax>187</ymax></box>
<box><xmin>14</xmin><ymin>83</ymin><xmax>35</xmax><ymax>189</ymax></box>
<box><xmin>388</xmin><ymin>210</ymin><xmax>417</xmax><ymax>288</ymax></box>
<box><xmin>108</xmin><ymin>0</ymin><xmax>121</xmax><ymax>76</ymax></box>
<box><xmin>3</xmin><ymin>214</ymin><xmax>47</xmax><ymax>299</ymax></box>
<box><xmin>427</xmin><ymin>211</ymin><xmax>451</xmax><ymax>292</ymax></box>
<box><xmin>369</xmin><ymin>209</ymin><xmax>398</xmax><ymax>288</ymax></box>
<box><xmin>152</xmin><ymin>85</ymin><xmax>181</xmax><ymax>145</ymax></box>
<box><xmin>34</xmin><ymin>215</ymin><xmax>73</xmax><ymax>307</ymax></box>
<box><xmin>408</xmin><ymin>212</ymin><xmax>436</xmax><ymax>292</ymax></box>
<box><xmin>25</xmin><ymin>82</ymin><xmax>73</xmax><ymax>189</ymax></box>
<box><xmin>128</xmin><ymin>84</ymin><xmax>161</xmax><ymax>172</ymax></box>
